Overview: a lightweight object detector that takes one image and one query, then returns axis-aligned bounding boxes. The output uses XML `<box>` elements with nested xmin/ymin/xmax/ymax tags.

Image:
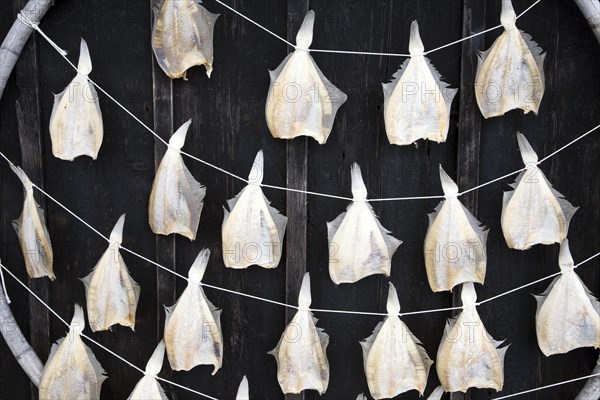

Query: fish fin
<box><xmin>298</xmin><ymin>272</ymin><xmax>312</xmax><ymax>308</ymax></box>
<box><xmin>459</xmin><ymin>202</ymin><xmax>488</xmax><ymax>246</ymax></box>
<box><xmin>326</xmin><ymin>211</ymin><xmax>346</xmax><ymax>243</ymax></box>
<box><xmin>296</xmin><ymin>11</ymin><xmax>315</xmax><ymax>48</ymax></box>
<box><xmin>188</xmin><ymin>248</ymin><xmax>210</xmax><ymax>283</ymax></box>
<box><xmin>545</xmin><ymin>177</ymin><xmax>578</xmax><ymax>229</ymax></box>
<box><xmin>386</xmin><ymin>282</ymin><xmax>400</xmax><ymax>315</ymax></box>
<box><xmin>248</xmin><ymin>150</ymin><xmax>264</xmax><ymax>184</ymax></box>
<box><xmin>226</xmin><ymin>187</ymin><xmax>246</xmax><ymax>211</ymax></box>
<box><xmin>439</xmin><ymin>165</ymin><xmax>459</xmax><ymax>196</ymax></box>
<box><xmin>109</xmin><ymin>214</ymin><xmax>126</xmax><ymax>244</ymax></box>
<box><xmin>427</xmin><ymin>386</ymin><xmax>445</xmax><ymax>400</ymax></box>
<box><xmin>520</xmin><ymin>31</ymin><xmax>546</xmax><ymax>87</ymax></box>
<box><xmin>8</xmin><ymin>163</ymin><xmax>30</xmax><ymax>185</ymax></box>
<box><xmin>409</xmin><ymin>20</ymin><xmax>425</xmax><ymax>55</ymax></box>
<box><xmin>356</xmin><ymin>395</ymin><xmax>368</xmax><ymax>400</ymax></box>
<box><xmin>222</xmin><ymin>206</ymin><xmax>230</xmax><ymax>225</ymax></box>
<box><xmin>145</xmin><ymin>340</ymin><xmax>166</xmax><ymax>375</ymax></box>
<box><xmin>382</xmin><ymin>59</ymin><xmax>410</xmax><ymax>110</ymax></box>
<box><xmin>169</xmin><ymin>120</ymin><xmax>193</xmax><ymax>149</ymax></box>
<box><xmin>236</xmin><ymin>376</ymin><xmax>249</xmax><ymax>400</ymax></box>
<box><xmin>575</xmin><ymin>274</ymin><xmax>600</xmax><ymax>315</ymax></box>
<box><xmin>78</xmin><ymin>39</ymin><xmax>93</xmax><ymax>76</ymax></box>
<box><xmin>11</xmin><ymin>218</ymin><xmax>20</xmax><ymax>235</ymax></box>
<box><xmin>424</xmin><ymin>57</ymin><xmax>458</xmax><ymax>107</ymax></box>
<box><xmin>351</xmin><ymin>163</ymin><xmax>367</xmax><ymax>200</ymax></box>
<box><xmin>516</xmin><ymin>132</ymin><xmax>539</xmax><ymax>165</ymax></box>
<box><xmin>262</xmin><ymin>191</ymin><xmax>288</xmax><ymax>243</ymax></box>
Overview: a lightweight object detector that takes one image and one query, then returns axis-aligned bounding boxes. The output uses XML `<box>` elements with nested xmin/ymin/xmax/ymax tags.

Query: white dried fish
<box><xmin>501</xmin><ymin>133</ymin><xmax>577</xmax><ymax>250</ymax></box>
<box><xmin>164</xmin><ymin>248</ymin><xmax>223</xmax><ymax>373</ymax></box>
<box><xmin>128</xmin><ymin>340</ymin><xmax>169</xmax><ymax>400</ymax></box>
<box><xmin>82</xmin><ymin>214</ymin><xmax>140</xmax><ymax>332</ymax></box>
<box><xmin>436</xmin><ymin>282</ymin><xmax>508</xmax><ymax>393</ymax></box>
<box><xmin>236</xmin><ymin>376</ymin><xmax>249</xmax><ymax>400</ymax></box>
<box><xmin>427</xmin><ymin>386</ymin><xmax>445</xmax><ymax>400</ymax></box>
<box><xmin>383</xmin><ymin>21</ymin><xmax>457</xmax><ymax>146</ymax></box>
<box><xmin>424</xmin><ymin>166</ymin><xmax>488</xmax><ymax>292</ymax></box>
<box><xmin>361</xmin><ymin>283</ymin><xmax>432</xmax><ymax>399</ymax></box>
<box><xmin>222</xmin><ymin>150</ymin><xmax>287</xmax><ymax>269</ymax></box>
<box><xmin>270</xmin><ymin>273</ymin><xmax>329</xmax><ymax>394</ymax></box>
<box><xmin>356</xmin><ymin>395</ymin><xmax>367</xmax><ymax>400</ymax></box>
<box><xmin>328</xmin><ymin>164</ymin><xmax>401</xmax><ymax>284</ymax></box>
<box><xmin>265</xmin><ymin>11</ymin><xmax>347</xmax><ymax>144</ymax></box>
<box><xmin>49</xmin><ymin>38</ymin><xmax>103</xmax><ymax>161</ymax></box>
<box><xmin>149</xmin><ymin>120</ymin><xmax>206</xmax><ymax>240</ymax></box>
<box><xmin>474</xmin><ymin>0</ymin><xmax>545</xmax><ymax>118</ymax></box>
<box><xmin>9</xmin><ymin>165</ymin><xmax>54</xmax><ymax>280</ymax></box>
<box><xmin>39</xmin><ymin>305</ymin><xmax>106</xmax><ymax>399</ymax></box>
<box><xmin>535</xmin><ymin>240</ymin><xmax>600</xmax><ymax>356</ymax></box>
<box><xmin>152</xmin><ymin>0</ymin><xmax>219</xmax><ymax>79</ymax></box>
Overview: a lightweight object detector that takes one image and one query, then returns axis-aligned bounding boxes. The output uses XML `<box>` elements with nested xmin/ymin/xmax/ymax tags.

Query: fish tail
<box><xmin>78</xmin><ymin>39</ymin><xmax>93</xmax><ymax>76</ymax></box>
<box><xmin>350</xmin><ymin>163</ymin><xmax>367</xmax><ymax>200</ymax></box>
<box><xmin>295</xmin><ymin>11</ymin><xmax>315</xmax><ymax>49</ymax></box>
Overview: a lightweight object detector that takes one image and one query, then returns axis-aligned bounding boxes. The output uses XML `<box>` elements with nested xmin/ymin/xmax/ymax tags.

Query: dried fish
<box><xmin>164</xmin><ymin>249</ymin><xmax>223</xmax><ymax>373</ymax></box>
<box><xmin>427</xmin><ymin>386</ymin><xmax>445</xmax><ymax>400</ymax></box>
<box><xmin>265</xmin><ymin>11</ymin><xmax>347</xmax><ymax>144</ymax></box>
<box><xmin>152</xmin><ymin>0</ymin><xmax>219</xmax><ymax>79</ymax></box>
<box><xmin>49</xmin><ymin>38</ymin><xmax>103</xmax><ymax>161</ymax></box>
<box><xmin>270</xmin><ymin>273</ymin><xmax>329</xmax><ymax>394</ymax></box>
<box><xmin>535</xmin><ymin>240</ymin><xmax>600</xmax><ymax>356</ymax></box>
<box><xmin>361</xmin><ymin>283</ymin><xmax>432</xmax><ymax>399</ymax></box>
<box><xmin>9</xmin><ymin>165</ymin><xmax>54</xmax><ymax>280</ymax></box>
<box><xmin>383</xmin><ymin>21</ymin><xmax>457</xmax><ymax>145</ymax></box>
<box><xmin>39</xmin><ymin>305</ymin><xmax>106</xmax><ymax>399</ymax></box>
<box><xmin>82</xmin><ymin>214</ymin><xmax>140</xmax><ymax>332</ymax></box>
<box><xmin>501</xmin><ymin>133</ymin><xmax>577</xmax><ymax>250</ymax></box>
<box><xmin>356</xmin><ymin>395</ymin><xmax>367</xmax><ymax>400</ymax></box>
<box><xmin>222</xmin><ymin>150</ymin><xmax>287</xmax><ymax>269</ymax></box>
<box><xmin>149</xmin><ymin>120</ymin><xmax>206</xmax><ymax>240</ymax></box>
<box><xmin>475</xmin><ymin>0</ymin><xmax>545</xmax><ymax>118</ymax></box>
<box><xmin>328</xmin><ymin>164</ymin><xmax>401</xmax><ymax>284</ymax></box>
<box><xmin>236</xmin><ymin>376</ymin><xmax>249</xmax><ymax>400</ymax></box>
<box><xmin>424</xmin><ymin>166</ymin><xmax>488</xmax><ymax>292</ymax></box>
<box><xmin>128</xmin><ymin>340</ymin><xmax>169</xmax><ymax>400</ymax></box>
<box><xmin>436</xmin><ymin>282</ymin><xmax>508</xmax><ymax>393</ymax></box>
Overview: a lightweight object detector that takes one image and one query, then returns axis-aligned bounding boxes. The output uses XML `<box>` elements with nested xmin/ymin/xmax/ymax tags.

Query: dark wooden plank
<box><xmin>285</xmin><ymin>2</ymin><xmax>309</xmax><ymax>400</ymax></box>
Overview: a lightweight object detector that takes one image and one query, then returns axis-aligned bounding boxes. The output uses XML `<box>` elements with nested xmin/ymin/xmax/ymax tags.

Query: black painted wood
<box><xmin>0</xmin><ymin>1</ymin><xmax>599</xmax><ymax>399</ymax></box>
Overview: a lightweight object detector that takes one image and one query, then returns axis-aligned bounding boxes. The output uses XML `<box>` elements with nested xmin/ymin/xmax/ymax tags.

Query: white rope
<box><xmin>19</xmin><ymin>12</ymin><xmax>597</xmax><ymax>204</ymax></box>
<box><xmin>213</xmin><ymin>0</ymin><xmax>542</xmax><ymax>57</ymax></box>
<box><xmin>492</xmin><ymin>373</ymin><xmax>600</xmax><ymax>399</ymax></box>
<box><xmin>0</xmin><ymin>261</ymin><xmax>220</xmax><ymax>400</ymax></box>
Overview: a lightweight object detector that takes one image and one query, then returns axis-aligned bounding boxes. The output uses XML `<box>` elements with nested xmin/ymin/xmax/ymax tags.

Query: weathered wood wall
<box><xmin>0</xmin><ymin>0</ymin><xmax>598</xmax><ymax>399</ymax></box>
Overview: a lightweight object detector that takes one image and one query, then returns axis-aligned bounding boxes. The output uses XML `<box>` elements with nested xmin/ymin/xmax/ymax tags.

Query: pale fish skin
<box><xmin>424</xmin><ymin>166</ymin><xmax>488</xmax><ymax>292</ymax></box>
<box><xmin>152</xmin><ymin>0</ymin><xmax>219</xmax><ymax>79</ymax></box>
<box><xmin>501</xmin><ymin>133</ymin><xmax>577</xmax><ymax>250</ymax></box>
<box><xmin>270</xmin><ymin>273</ymin><xmax>329</xmax><ymax>394</ymax></box>
<box><xmin>149</xmin><ymin>120</ymin><xmax>206</xmax><ymax>240</ymax></box>
<box><xmin>427</xmin><ymin>386</ymin><xmax>445</xmax><ymax>400</ymax></box>
<box><xmin>328</xmin><ymin>164</ymin><xmax>401</xmax><ymax>284</ymax></box>
<box><xmin>535</xmin><ymin>240</ymin><xmax>600</xmax><ymax>356</ymax></box>
<box><xmin>164</xmin><ymin>248</ymin><xmax>223</xmax><ymax>373</ymax></box>
<box><xmin>128</xmin><ymin>340</ymin><xmax>169</xmax><ymax>400</ymax></box>
<box><xmin>82</xmin><ymin>214</ymin><xmax>140</xmax><ymax>332</ymax></box>
<box><xmin>436</xmin><ymin>282</ymin><xmax>508</xmax><ymax>393</ymax></box>
<box><xmin>474</xmin><ymin>0</ymin><xmax>545</xmax><ymax>118</ymax></box>
<box><xmin>222</xmin><ymin>150</ymin><xmax>287</xmax><ymax>269</ymax></box>
<box><xmin>361</xmin><ymin>283</ymin><xmax>432</xmax><ymax>399</ymax></box>
<box><xmin>49</xmin><ymin>39</ymin><xmax>103</xmax><ymax>161</ymax></box>
<box><xmin>265</xmin><ymin>11</ymin><xmax>347</xmax><ymax>144</ymax></box>
<box><xmin>236</xmin><ymin>376</ymin><xmax>249</xmax><ymax>400</ymax></box>
<box><xmin>383</xmin><ymin>21</ymin><xmax>457</xmax><ymax>146</ymax></box>
<box><xmin>39</xmin><ymin>305</ymin><xmax>106</xmax><ymax>399</ymax></box>
<box><xmin>9</xmin><ymin>165</ymin><xmax>54</xmax><ymax>280</ymax></box>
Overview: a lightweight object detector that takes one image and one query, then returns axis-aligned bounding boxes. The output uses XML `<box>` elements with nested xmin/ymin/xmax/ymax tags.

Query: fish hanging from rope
<box><xmin>152</xmin><ymin>0</ymin><xmax>219</xmax><ymax>79</ymax></box>
<box><xmin>501</xmin><ymin>133</ymin><xmax>577</xmax><ymax>250</ymax></box>
<box><xmin>535</xmin><ymin>240</ymin><xmax>600</xmax><ymax>356</ymax></box>
<box><xmin>436</xmin><ymin>282</ymin><xmax>508</xmax><ymax>393</ymax></box>
<box><xmin>361</xmin><ymin>283</ymin><xmax>433</xmax><ymax>399</ymax></box>
<box><xmin>149</xmin><ymin>120</ymin><xmax>206</xmax><ymax>240</ymax></box>
<box><xmin>265</xmin><ymin>11</ymin><xmax>347</xmax><ymax>144</ymax></box>
<box><xmin>128</xmin><ymin>340</ymin><xmax>169</xmax><ymax>400</ymax></box>
<box><xmin>270</xmin><ymin>273</ymin><xmax>329</xmax><ymax>394</ymax></box>
<box><xmin>82</xmin><ymin>214</ymin><xmax>140</xmax><ymax>332</ymax></box>
<box><xmin>39</xmin><ymin>305</ymin><xmax>106</xmax><ymax>399</ymax></box>
<box><xmin>382</xmin><ymin>21</ymin><xmax>457</xmax><ymax>145</ymax></box>
<box><xmin>328</xmin><ymin>164</ymin><xmax>401</xmax><ymax>284</ymax></box>
<box><xmin>424</xmin><ymin>166</ymin><xmax>488</xmax><ymax>292</ymax></box>
<box><xmin>49</xmin><ymin>39</ymin><xmax>103</xmax><ymax>161</ymax></box>
<box><xmin>164</xmin><ymin>248</ymin><xmax>223</xmax><ymax>373</ymax></box>
<box><xmin>9</xmin><ymin>164</ymin><xmax>54</xmax><ymax>280</ymax></box>
<box><xmin>474</xmin><ymin>0</ymin><xmax>545</xmax><ymax>118</ymax></box>
<box><xmin>222</xmin><ymin>150</ymin><xmax>287</xmax><ymax>269</ymax></box>
<box><xmin>236</xmin><ymin>376</ymin><xmax>249</xmax><ymax>400</ymax></box>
